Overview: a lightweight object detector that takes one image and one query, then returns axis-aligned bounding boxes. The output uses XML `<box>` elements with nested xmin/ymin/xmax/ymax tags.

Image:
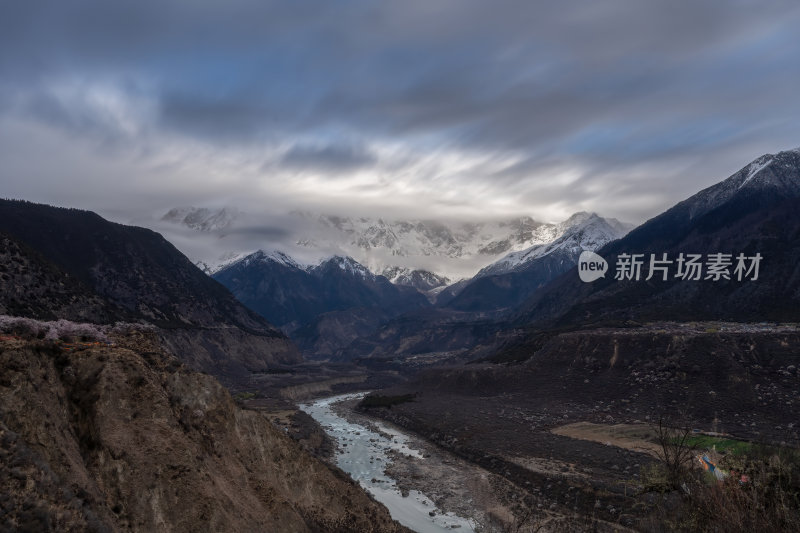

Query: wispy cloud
<box><xmin>1</xmin><ymin>0</ymin><xmax>799</xmax><ymax>228</ymax></box>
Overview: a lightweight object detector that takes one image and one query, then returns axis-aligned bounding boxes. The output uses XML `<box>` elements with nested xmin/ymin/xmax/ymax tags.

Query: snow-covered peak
<box><xmin>162</xmin><ymin>206</ymin><xmax>240</xmax><ymax>232</ymax></box>
<box><xmin>212</xmin><ymin>249</ymin><xmax>304</xmax><ymax>275</ymax></box>
<box><xmin>161</xmin><ymin>206</ymin><xmax>634</xmax><ymax>281</ymax></box>
<box><xmin>314</xmin><ymin>255</ymin><xmax>375</xmax><ymax>280</ymax></box>
<box><xmin>203</xmin><ymin>251</ymin><xmax>251</xmax><ymax>274</ymax></box>
<box><xmin>249</xmin><ymin>250</ymin><xmax>303</xmax><ymax>269</ymax></box>
<box><xmin>381</xmin><ymin>266</ymin><xmax>450</xmax><ymax>291</ymax></box>
<box><xmin>306</xmin><ymin>214</ymin><xmax>561</xmax><ymax>260</ymax></box>
<box><xmin>556</xmin><ymin>211</ymin><xmax>594</xmax><ymax>231</ymax></box>
<box><xmin>680</xmin><ymin>148</ymin><xmax>800</xmax><ymax>221</ymax></box>
<box><xmin>737</xmin><ymin>155</ymin><xmax>774</xmax><ymax>190</ymax></box>
<box><xmin>477</xmin><ymin>213</ymin><xmax>630</xmax><ymax>277</ymax></box>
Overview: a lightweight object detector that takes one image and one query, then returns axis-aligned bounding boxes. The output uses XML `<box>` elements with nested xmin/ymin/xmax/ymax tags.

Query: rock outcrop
<box><xmin>0</xmin><ymin>332</ymin><xmax>408</xmax><ymax>532</ymax></box>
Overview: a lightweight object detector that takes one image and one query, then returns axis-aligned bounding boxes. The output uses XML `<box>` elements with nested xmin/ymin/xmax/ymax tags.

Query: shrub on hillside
<box><xmin>0</xmin><ymin>315</ymin><xmax>151</xmax><ymax>343</ymax></box>
<box><xmin>642</xmin><ymin>413</ymin><xmax>800</xmax><ymax>532</ymax></box>
<box><xmin>673</xmin><ymin>446</ymin><xmax>800</xmax><ymax>532</ymax></box>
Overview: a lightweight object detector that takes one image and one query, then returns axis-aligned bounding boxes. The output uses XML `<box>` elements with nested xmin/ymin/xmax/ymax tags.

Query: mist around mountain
<box><xmin>438</xmin><ymin>212</ymin><xmax>632</xmax><ymax>311</ymax></box>
<box><xmin>161</xmin><ymin>206</ymin><xmax>242</xmax><ymax>232</ymax></box>
<box><xmin>362</xmin><ymin>145</ymin><xmax>800</xmax><ymax>371</ymax></box>
<box><xmin>159</xmin><ymin>208</ymin><xmax>631</xmax><ymax>282</ymax></box>
<box><xmin>207</xmin><ymin>209</ymin><xmax>633</xmax><ymax>360</ymax></box>
<box><xmin>306</xmin><ymin>148</ymin><xmax>800</xmax><ymax>367</ymax></box>
<box><xmin>152</xmin><ymin>149</ymin><xmax>800</xmax><ymax>367</ymax></box>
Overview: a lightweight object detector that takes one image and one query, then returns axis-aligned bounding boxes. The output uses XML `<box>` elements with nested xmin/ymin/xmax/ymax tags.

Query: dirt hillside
<box><xmin>0</xmin><ymin>332</ymin><xmax>408</xmax><ymax>532</ymax></box>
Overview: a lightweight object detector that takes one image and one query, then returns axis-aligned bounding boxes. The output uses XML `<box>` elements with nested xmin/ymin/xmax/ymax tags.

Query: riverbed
<box><xmin>299</xmin><ymin>393</ymin><xmax>476</xmax><ymax>533</ymax></box>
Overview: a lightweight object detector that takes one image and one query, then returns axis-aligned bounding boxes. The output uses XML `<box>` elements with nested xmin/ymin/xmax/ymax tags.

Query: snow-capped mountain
<box><xmin>234</xmin><ymin>250</ymin><xmax>303</xmax><ymax>270</ymax></box>
<box><xmin>381</xmin><ymin>266</ymin><xmax>451</xmax><ymax>303</ymax></box>
<box><xmin>381</xmin><ymin>267</ymin><xmax>450</xmax><ymax>291</ymax></box>
<box><xmin>212</xmin><ymin>251</ymin><xmax>428</xmax><ymax>358</ymax></box>
<box><xmin>439</xmin><ymin>213</ymin><xmax>632</xmax><ymax>311</ymax></box>
<box><xmin>195</xmin><ymin>251</ymin><xmax>253</xmax><ymax>275</ymax></box>
<box><xmin>315</xmin><ymin>255</ymin><xmax>375</xmax><ymax>280</ymax></box>
<box><xmin>515</xmin><ymin>146</ymin><xmax>800</xmax><ymax>327</ymax></box>
<box><xmin>159</xmin><ymin>207</ymin><xmax>632</xmax><ymax>282</ymax></box>
<box><xmin>306</xmin><ymin>214</ymin><xmax>562</xmax><ymax>259</ymax></box>
<box><xmin>676</xmin><ymin>147</ymin><xmax>800</xmax><ymax>221</ymax></box>
<box><xmin>476</xmin><ymin>212</ymin><xmax>633</xmax><ymax>278</ymax></box>
<box><xmin>162</xmin><ymin>206</ymin><xmax>240</xmax><ymax>232</ymax></box>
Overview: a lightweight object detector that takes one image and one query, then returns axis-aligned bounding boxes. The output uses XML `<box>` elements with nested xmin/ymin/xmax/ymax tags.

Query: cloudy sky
<box><xmin>2</xmin><ymin>0</ymin><xmax>800</xmax><ymax>230</ymax></box>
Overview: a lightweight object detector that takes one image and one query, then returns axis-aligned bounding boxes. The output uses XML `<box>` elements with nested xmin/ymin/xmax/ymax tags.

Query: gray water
<box><xmin>299</xmin><ymin>393</ymin><xmax>476</xmax><ymax>533</ymax></box>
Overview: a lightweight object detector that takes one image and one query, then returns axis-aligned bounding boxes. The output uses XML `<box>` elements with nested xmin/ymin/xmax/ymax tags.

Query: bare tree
<box><xmin>653</xmin><ymin>414</ymin><xmax>695</xmax><ymax>490</ymax></box>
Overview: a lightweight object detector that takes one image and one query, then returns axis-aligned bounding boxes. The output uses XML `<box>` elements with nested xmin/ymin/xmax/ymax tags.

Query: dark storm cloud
<box><xmin>158</xmin><ymin>91</ymin><xmax>280</xmax><ymax>142</ymax></box>
<box><xmin>1</xmin><ymin>0</ymin><xmax>800</xmax><ymax>226</ymax></box>
<box><xmin>280</xmin><ymin>143</ymin><xmax>376</xmax><ymax>172</ymax></box>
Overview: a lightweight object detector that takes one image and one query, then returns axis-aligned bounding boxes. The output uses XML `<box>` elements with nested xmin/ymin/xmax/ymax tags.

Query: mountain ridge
<box><xmin>0</xmin><ymin>199</ymin><xmax>300</xmax><ymax>375</ymax></box>
<box><xmin>437</xmin><ymin>212</ymin><xmax>631</xmax><ymax>311</ymax></box>
<box><xmin>213</xmin><ymin>251</ymin><xmax>430</xmax><ymax>358</ymax></box>
<box><xmin>511</xmin><ymin>148</ymin><xmax>800</xmax><ymax>332</ymax></box>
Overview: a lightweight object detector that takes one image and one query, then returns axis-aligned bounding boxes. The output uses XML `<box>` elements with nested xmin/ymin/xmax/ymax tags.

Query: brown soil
<box><xmin>0</xmin><ymin>333</ymin><xmax>410</xmax><ymax>532</ymax></box>
<box><xmin>551</xmin><ymin>423</ymin><xmax>662</xmax><ymax>458</ymax></box>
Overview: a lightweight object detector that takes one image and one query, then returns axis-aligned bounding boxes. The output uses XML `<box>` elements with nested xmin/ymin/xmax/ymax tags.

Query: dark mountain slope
<box><xmin>336</xmin><ymin>307</ymin><xmax>506</xmax><ymax>363</ymax></box>
<box><xmin>215</xmin><ymin>253</ymin><xmax>429</xmax><ymax>331</ymax></box>
<box><xmin>0</xmin><ymin>199</ymin><xmax>299</xmax><ymax>374</ymax></box>
<box><xmin>515</xmin><ymin>148</ymin><xmax>800</xmax><ymax>329</ymax></box>
<box><xmin>0</xmin><ymin>233</ymin><xmax>118</xmax><ymax>322</ymax></box>
<box><xmin>213</xmin><ymin>251</ymin><xmax>323</xmax><ymax>330</ymax></box>
<box><xmin>213</xmin><ymin>253</ymin><xmax>429</xmax><ymax>358</ymax></box>
<box><xmin>443</xmin><ymin>253</ymin><xmax>577</xmax><ymax>312</ymax></box>
<box><xmin>309</xmin><ymin>256</ymin><xmax>429</xmax><ymax>317</ymax></box>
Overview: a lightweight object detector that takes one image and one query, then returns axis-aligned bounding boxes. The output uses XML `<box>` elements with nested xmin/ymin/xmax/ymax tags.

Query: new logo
<box><xmin>578</xmin><ymin>251</ymin><xmax>608</xmax><ymax>282</ymax></box>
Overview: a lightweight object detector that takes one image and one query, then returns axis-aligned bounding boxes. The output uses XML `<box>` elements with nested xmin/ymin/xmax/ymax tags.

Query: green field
<box><xmin>683</xmin><ymin>434</ymin><xmax>752</xmax><ymax>455</ymax></box>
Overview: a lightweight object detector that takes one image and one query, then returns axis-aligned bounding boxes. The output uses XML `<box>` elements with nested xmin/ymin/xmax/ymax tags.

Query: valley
<box><xmin>229</xmin><ymin>319</ymin><xmax>799</xmax><ymax>531</ymax></box>
<box><xmin>4</xmin><ymin>4</ymin><xmax>800</xmax><ymax>532</ymax></box>
<box><xmin>2</xmin><ymin>148</ymin><xmax>800</xmax><ymax>532</ymax></box>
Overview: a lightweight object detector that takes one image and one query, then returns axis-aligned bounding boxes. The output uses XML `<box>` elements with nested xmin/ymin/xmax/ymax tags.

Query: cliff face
<box><xmin>0</xmin><ymin>333</ymin><xmax>407</xmax><ymax>533</ymax></box>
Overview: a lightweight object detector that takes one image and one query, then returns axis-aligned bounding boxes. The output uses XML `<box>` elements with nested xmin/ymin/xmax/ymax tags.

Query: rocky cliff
<box><xmin>0</xmin><ymin>332</ymin><xmax>407</xmax><ymax>532</ymax></box>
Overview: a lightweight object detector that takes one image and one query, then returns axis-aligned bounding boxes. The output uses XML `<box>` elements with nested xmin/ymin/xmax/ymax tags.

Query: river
<box><xmin>299</xmin><ymin>393</ymin><xmax>476</xmax><ymax>533</ymax></box>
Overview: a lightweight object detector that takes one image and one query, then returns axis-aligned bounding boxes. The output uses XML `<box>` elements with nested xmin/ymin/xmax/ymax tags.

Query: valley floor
<box><xmin>332</xmin><ymin>398</ymin><xmax>643</xmax><ymax>532</ymax></box>
<box><xmin>230</xmin><ymin>322</ymin><xmax>800</xmax><ymax>531</ymax></box>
